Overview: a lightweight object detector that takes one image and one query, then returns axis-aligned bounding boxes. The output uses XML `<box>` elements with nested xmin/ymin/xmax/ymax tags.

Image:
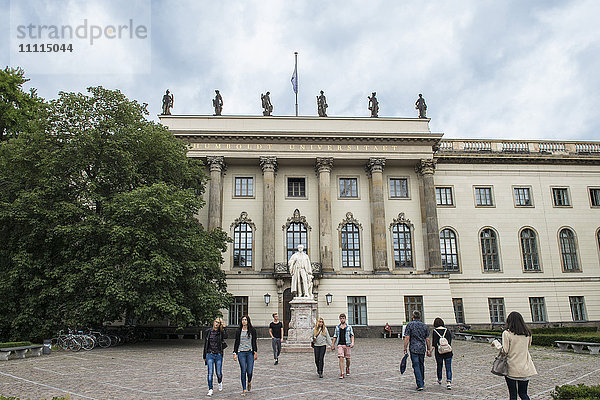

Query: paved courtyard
<box><xmin>1</xmin><ymin>338</ymin><xmax>599</xmax><ymax>399</ymax></box>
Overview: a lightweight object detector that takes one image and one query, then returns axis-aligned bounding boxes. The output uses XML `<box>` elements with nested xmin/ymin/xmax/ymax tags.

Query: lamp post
<box><xmin>325</xmin><ymin>293</ymin><xmax>333</xmax><ymax>305</ymax></box>
<box><xmin>264</xmin><ymin>293</ymin><xmax>271</xmax><ymax>306</ymax></box>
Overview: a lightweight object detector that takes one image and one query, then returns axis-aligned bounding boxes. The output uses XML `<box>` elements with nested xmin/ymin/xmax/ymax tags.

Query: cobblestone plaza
<box><xmin>1</xmin><ymin>339</ymin><xmax>598</xmax><ymax>399</ymax></box>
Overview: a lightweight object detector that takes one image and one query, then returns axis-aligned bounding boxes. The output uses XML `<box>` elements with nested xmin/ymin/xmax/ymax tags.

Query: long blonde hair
<box><xmin>313</xmin><ymin>317</ymin><xmax>327</xmax><ymax>336</ymax></box>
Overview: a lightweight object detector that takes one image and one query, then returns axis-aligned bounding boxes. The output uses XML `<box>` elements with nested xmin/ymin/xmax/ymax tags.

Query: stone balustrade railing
<box><xmin>274</xmin><ymin>262</ymin><xmax>322</xmax><ymax>278</ymax></box>
<box><xmin>437</xmin><ymin>140</ymin><xmax>600</xmax><ymax>155</ymax></box>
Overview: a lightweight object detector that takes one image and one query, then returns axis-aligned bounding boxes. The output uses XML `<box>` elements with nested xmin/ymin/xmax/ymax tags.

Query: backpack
<box><xmin>435</xmin><ymin>328</ymin><xmax>452</xmax><ymax>354</ymax></box>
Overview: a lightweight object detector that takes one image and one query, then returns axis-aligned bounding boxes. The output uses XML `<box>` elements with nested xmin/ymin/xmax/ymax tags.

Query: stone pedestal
<box><xmin>282</xmin><ymin>297</ymin><xmax>317</xmax><ymax>353</ymax></box>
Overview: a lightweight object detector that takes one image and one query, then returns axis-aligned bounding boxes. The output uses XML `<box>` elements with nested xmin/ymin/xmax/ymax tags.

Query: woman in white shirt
<box><xmin>502</xmin><ymin>311</ymin><xmax>537</xmax><ymax>400</ymax></box>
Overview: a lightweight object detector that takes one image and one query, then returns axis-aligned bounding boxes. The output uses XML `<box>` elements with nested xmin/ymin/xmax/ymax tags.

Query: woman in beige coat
<box><xmin>502</xmin><ymin>311</ymin><xmax>537</xmax><ymax>400</ymax></box>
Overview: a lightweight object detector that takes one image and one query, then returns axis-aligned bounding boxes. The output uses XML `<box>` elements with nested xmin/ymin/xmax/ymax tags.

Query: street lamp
<box><xmin>325</xmin><ymin>293</ymin><xmax>333</xmax><ymax>305</ymax></box>
<box><xmin>264</xmin><ymin>293</ymin><xmax>271</xmax><ymax>306</ymax></box>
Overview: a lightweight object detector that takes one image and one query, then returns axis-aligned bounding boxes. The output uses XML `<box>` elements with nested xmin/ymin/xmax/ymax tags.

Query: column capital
<box><xmin>366</xmin><ymin>157</ymin><xmax>386</xmax><ymax>176</ymax></box>
<box><xmin>206</xmin><ymin>156</ymin><xmax>226</xmax><ymax>172</ymax></box>
<box><xmin>259</xmin><ymin>156</ymin><xmax>278</xmax><ymax>173</ymax></box>
<box><xmin>415</xmin><ymin>158</ymin><xmax>436</xmax><ymax>175</ymax></box>
<box><xmin>315</xmin><ymin>157</ymin><xmax>334</xmax><ymax>174</ymax></box>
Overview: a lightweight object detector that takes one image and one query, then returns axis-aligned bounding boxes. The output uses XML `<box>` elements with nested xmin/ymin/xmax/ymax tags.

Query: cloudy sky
<box><xmin>1</xmin><ymin>0</ymin><xmax>599</xmax><ymax>140</ymax></box>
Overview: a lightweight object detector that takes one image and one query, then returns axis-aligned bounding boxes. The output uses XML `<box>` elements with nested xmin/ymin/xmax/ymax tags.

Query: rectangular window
<box><xmin>529</xmin><ymin>297</ymin><xmax>547</xmax><ymax>322</ymax></box>
<box><xmin>488</xmin><ymin>298</ymin><xmax>505</xmax><ymax>323</ymax></box>
<box><xmin>436</xmin><ymin>187</ymin><xmax>454</xmax><ymax>206</ymax></box>
<box><xmin>475</xmin><ymin>187</ymin><xmax>494</xmax><ymax>206</ymax></box>
<box><xmin>389</xmin><ymin>178</ymin><xmax>409</xmax><ymax>198</ymax></box>
<box><xmin>234</xmin><ymin>177</ymin><xmax>253</xmax><ymax>197</ymax></box>
<box><xmin>514</xmin><ymin>187</ymin><xmax>532</xmax><ymax>207</ymax></box>
<box><xmin>228</xmin><ymin>296</ymin><xmax>248</xmax><ymax>326</ymax></box>
<box><xmin>452</xmin><ymin>298</ymin><xmax>465</xmax><ymax>324</ymax></box>
<box><xmin>339</xmin><ymin>178</ymin><xmax>358</xmax><ymax>198</ymax></box>
<box><xmin>552</xmin><ymin>188</ymin><xmax>571</xmax><ymax>207</ymax></box>
<box><xmin>347</xmin><ymin>296</ymin><xmax>367</xmax><ymax>325</ymax></box>
<box><xmin>404</xmin><ymin>296</ymin><xmax>424</xmax><ymax>322</ymax></box>
<box><xmin>287</xmin><ymin>177</ymin><xmax>306</xmax><ymax>198</ymax></box>
<box><xmin>569</xmin><ymin>296</ymin><xmax>587</xmax><ymax>321</ymax></box>
<box><xmin>590</xmin><ymin>188</ymin><xmax>600</xmax><ymax>207</ymax></box>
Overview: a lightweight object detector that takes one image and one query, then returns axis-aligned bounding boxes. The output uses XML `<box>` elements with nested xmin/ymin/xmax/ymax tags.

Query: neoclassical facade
<box><xmin>159</xmin><ymin>115</ymin><xmax>600</xmax><ymax>332</ymax></box>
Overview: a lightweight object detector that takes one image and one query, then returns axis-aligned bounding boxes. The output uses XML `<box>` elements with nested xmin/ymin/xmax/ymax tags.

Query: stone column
<box><xmin>260</xmin><ymin>156</ymin><xmax>278</xmax><ymax>272</ymax></box>
<box><xmin>416</xmin><ymin>159</ymin><xmax>442</xmax><ymax>272</ymax></box>
<box><xmin>315</xmin><ymin>158</ymin><xmax>334</xmax><ymax>272</ymax></box>
<box><xmin>366</xmin><ymin>158</ymin><xmax>388</xmax><ymax>272</ymax></box>
<box><xmin>206</xmin><ymin>156</ymin><xmax>226</xmax><ymax>231</ymax></box>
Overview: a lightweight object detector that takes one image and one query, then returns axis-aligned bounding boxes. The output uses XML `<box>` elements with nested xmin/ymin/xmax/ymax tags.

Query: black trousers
<box><xmin>505</xmin><ymin>377</ymin><xmax>530</xmax><ymax>400</ymax></box>
<box><xmin>313</xmin><ymin>345</ymin><xmax>326</xmax><ymax>374</ymax></box>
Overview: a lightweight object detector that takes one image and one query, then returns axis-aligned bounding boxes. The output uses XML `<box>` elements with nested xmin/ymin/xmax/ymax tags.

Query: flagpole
<box><xmin>294</xmin><ymin>52</ymin><xmax>298</xmax><ymax>117</ymax></box>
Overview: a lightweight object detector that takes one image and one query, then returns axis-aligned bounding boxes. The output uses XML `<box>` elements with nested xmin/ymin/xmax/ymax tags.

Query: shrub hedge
<box><xmin>460</xmin><ymin>328</ymin><xmax>600</xmax><ymax>347</ymax></box>
<box><xmin>0</xmin><ymin>342</ymin><xmax>32</xmax><ymax>349</ymax></box>
<box><xmin>551</xmin><ymin>384</ymin><xmax>600</xmax><ymax>399</ymax></box>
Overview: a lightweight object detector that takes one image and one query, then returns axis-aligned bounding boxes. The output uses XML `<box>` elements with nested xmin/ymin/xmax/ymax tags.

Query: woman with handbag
<box><xmin>501</xmin><ymin>311</ymin><xmax>537</xmax><ymax>400</ymax></box>
<box><xmin>431</xmin><ymin>317</ymin><xmax>453</xmax><ymax>389</ymax></box>
<box><xmin>312</xmin><ymin>317</ymin><xmax>332</xmax><ymax>378</ymax></box>
<box><xmin>233</xmin><ymin>315</ymin><xmax>258</xmax><ymax>396</ymax></box>
<box><xmin>203</xmin><ymin>317</ymin><xmax>228</xmax><ymax>396</ymax></box>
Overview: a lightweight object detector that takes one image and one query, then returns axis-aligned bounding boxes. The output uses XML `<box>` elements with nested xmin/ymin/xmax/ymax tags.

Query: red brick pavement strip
<box><xmin>0</xmin><ymin>339</ymin><xmax>599</xmax><ymax>399</ymax></box>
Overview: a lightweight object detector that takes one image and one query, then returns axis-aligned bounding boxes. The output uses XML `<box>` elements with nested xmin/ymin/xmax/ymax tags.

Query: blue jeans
<box><xmin>410</xmin><ymin>352</ymin><xmax>425</xmax><ymax>388</ymax></box>
<box><xmin>206</xmin><ymin>353</ymin><xmax>223</xmax><ymax>390</ymax></box>
<box><xmin>237</xmin><ymin>351</ymin><xmax>254</xmax><ymax>390</ymax></box>
<box><xmin>436</xmin><ymin>356</ymin><xmax>452</xmax><ymax>382</ymax></box>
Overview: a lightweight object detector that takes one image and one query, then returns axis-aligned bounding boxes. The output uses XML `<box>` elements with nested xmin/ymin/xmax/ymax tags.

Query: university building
<box><xmin>159</xmin><ymin>114</ymin><xmax>600</xmax><ymax>334</ymax></box>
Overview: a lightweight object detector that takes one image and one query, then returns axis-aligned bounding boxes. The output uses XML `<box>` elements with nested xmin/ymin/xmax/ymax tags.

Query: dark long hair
<box><xmin>506</xmin><ymin>311</ymin><xmax>531</xmax><ymax>337</ymax></box>
<box><xmin>238</xmin><ymin>315</ymin><xmax>254</xmax><ymax>337</ymax></box>
<box><xmin>433</xmin><ymin>317</ymin><xmax>445</xmax><ymax>328</ymax></box>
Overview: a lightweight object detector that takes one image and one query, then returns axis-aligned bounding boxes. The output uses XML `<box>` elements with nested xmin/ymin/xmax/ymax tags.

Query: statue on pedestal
<box><xmin>316</xmin><ymin>90</ymin><xmax>328</xmax><ymax>117</ymax></box>
<box><xmin>261</xmin><ymin>92</ymin><xmax>273</xmax><ymax>116</ymax></box>
<box><xmin>161</xmin><ymin>89</ymin><xmax>173</xmax><ymax>115</ymax></box>
<box><xmin>213</xmin><ymin>90</ymin><xmax>223</xmax><ymax>116</ymax></box>
<box><xmin>288</xmin><ymin>244</ymin><xmax>313</xmax><ymax>298</ymax></box>
<box><xmin>368</xmin><ymin>92</ymin><xmax>379</xmax><ymax>117</ymax></box>
<box><xmin>415</xmin><ymin>93</ymin><xmax>427</xmax><ymax>118</ymax></box>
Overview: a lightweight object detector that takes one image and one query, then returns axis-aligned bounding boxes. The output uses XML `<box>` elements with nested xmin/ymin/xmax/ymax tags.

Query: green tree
<box><xmin>0</xmin><ymin>67</ymin><xmax>45</xmax><ymax>141</ymax></box>
<box><xmin>0</xmin><ymin>85</ymin><xmax>231</xmax><ymax>341</ymax></box>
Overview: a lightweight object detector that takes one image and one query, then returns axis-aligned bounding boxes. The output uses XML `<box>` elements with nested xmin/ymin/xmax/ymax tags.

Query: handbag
<box><xmin>491</xmin><ymin>350</ymin><xmax>508</xmax><ymax>376</ymax></box>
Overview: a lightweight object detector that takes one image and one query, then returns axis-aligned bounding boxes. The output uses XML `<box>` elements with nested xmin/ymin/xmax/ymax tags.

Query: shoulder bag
<box><xmin>491</xmin><ymin>349</ymin><xmax>508</xmax><ymax>376</ymax></box>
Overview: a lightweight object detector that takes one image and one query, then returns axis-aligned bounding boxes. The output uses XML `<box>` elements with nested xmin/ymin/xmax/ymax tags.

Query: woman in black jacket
<box><xmin>203</xmin><ymin>317</ymin><xmax>227</xmax><ymax>396</ymax></box>
<box><xmin>431</xmin><ymin>317</ymin><xmax>453</xmax><ymax>390</ymax></box>
<box><xmin>233</xmin><ymin>315</ymin><xmax>258</xmax><ymax>396</ymax></box>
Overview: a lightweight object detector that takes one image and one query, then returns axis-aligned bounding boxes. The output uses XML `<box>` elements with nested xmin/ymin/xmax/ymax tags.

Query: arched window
<box><xmin>341</xmin><ymin>223</ymin><xmax>361</xmax><ymax>267</ymax></box>
<box><xmin>480</xmin><ymin>228</ymin><xmax>500</xmax><ymax>271</ymax></box>
<box><xmin>440</xmin><ymin>229</ymin><xmax>459</xmax><ymax>272</ymax></box>
<box><xmin>559</xmin><ymin>228</ymin><xmax>579</xmax><ymax>271</ymax></box>
<box><xmin>231</xmin><ymin>212</ymin><xmax>255</xmax><ymax>268</ymax></box>
<box><xmin>392</xmin><ymin>223</ymin><xmax>412</xmax><ymax>268</ymax></box>
<box><xmin>520</xmin><ymin>228</ymin><xmax>540</xmax><ymax>271</ymax></box>
<box><xmin>286</xmin><ymin>222</ymin><xmax>308</xmax><ymax>260</ymax></box>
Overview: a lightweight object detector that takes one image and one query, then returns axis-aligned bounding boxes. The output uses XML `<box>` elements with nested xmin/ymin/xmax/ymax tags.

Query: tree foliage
<box><xmin>0</xmin><ymin>67</ymin><xmax>45</xmax><ymax>141</ymax></box>
<box><xmin>0</xmin><ymin>84</ymin><xmax>231</xmax><ymax>341</ymax></box>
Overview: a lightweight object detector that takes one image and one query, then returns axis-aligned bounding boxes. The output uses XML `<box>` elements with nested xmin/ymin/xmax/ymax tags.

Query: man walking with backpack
<box><xmin>432</xmin><ymin>317</ymin><xmax>453</xmax><ymax>389</ymax></box>
<box><xmin>403</xmin><ymin>310</ymin><xmax>432</xmax><ymax>391</ymax></box>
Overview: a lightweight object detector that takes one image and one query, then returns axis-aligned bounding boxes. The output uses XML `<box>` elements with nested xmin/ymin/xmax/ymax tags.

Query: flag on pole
<box><xmin>291</xmin><ymin>64</ymin><xmax>298</xmax><ymax>94</ymax></box>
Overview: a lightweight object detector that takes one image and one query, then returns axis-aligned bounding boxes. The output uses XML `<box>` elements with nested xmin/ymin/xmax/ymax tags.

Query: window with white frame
<box><xmin>287</xmin><ymin>177</ymin><xmax>306</xmax><ymax>198</ymax></box>
<box><xmin>234</xmin><ymin>177</ymin><xmax>254</xmax><ymax>197</ymax></box>
<box><xmin>552</xmin><ymin>188</ymin><xmax>570</xmax><ymax>207</ymax></box>
<box><xmin>233</xmin><ymin>222</ymin><xmax>253</xmax><ymax>267</ymax></box>
<box><xmin>440</xmin><ymin>228</ymin><xmax>459</xmax><ymax>272</ymax></box>
<box><xmin>475</xmin><ymin>186</ymin><xmax>494</xmax><ymax>206</ymax></box>
<box><xmin>404</xmin><ymin>296</ymin><xmax>424</xmax><ymax>322</ymax></box>
<box><xmin>529</xmin><ymin>297</ymin><xmax>547</xmax><ymax>322</ymax></box>
<box><xmin>286</xmin><ymin>222</ymin><xmax>308</xmax><ymax>261</ymax></box>
<box><xmin>436</xmin><ymin>187</ymin><xmax>454</xmax><ymax>206</ymax></box>
<box><xmin>480</xmin><ymin>228</ymin><xmax>501</xmax><ymax>271</ymax></box>
<box><xmin>590</xmin><ymin>188</ymin><xmax>600</xmax><ymax>207</ymax></box>
<box><xmin>229</xmin><ymin>296</ymin><xmax>248</xmax><ymax>326</ymax></box>
<box><xmin>520</xmin><ymin>228</ymin><xmax>540</xmax><ymax>271</ymax></box>
<box><xmin>341</xmin><ymin>223</ymin><xmax>361</xmax><ymax>267</ymax></box>
<box><xmin>347</xmin><ymin>296</ymin><xmax>367</xmax><ymax>325</ymax></box>
<box><xmin>569</xmin><ymin>296</ymin><xmax>587</xmax><ymax>321</ymax></box>
<box><xmin>389</xmin><ymin>178</ymin><xmax>409</xmax><ymax>198</ymax></box>
<box><xmin>339</xmin><ymin>178</ymin><xmax>358</xmax><ymax>198</ymax></box>
<box><xmin>488</xmin><ymin>298</ymin><xmax>505</xmax><ymax>323</ymax></box>
<box><xmin>514</xmin><ymin>187</ymin><xmax>532</xmax><ymax>207</ymax></box>
<box><xmin>559</xmin><ymin>228</ymin><xmax>580</xmax><ymax>271</ymax></box>
<box><xmin>392</xmin><ymin>223</ymin><xmax>412</xmax><ymax>268</ymax></box>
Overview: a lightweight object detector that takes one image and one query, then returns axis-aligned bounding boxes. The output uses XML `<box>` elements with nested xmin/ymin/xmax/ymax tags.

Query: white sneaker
<box><xmin>447</xmin><ymin>382</ymin><xmax>452</xmax><ymax>390</ymax></box>
<box><xmin>218</xmin><ymin>382</ymin><xmax>223</xmax><ymax>391</ymax></box>
<box><xmin>207</xmin><ymin>389</ymin><xmax>213</xmax><ymax>396</ymax></box>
